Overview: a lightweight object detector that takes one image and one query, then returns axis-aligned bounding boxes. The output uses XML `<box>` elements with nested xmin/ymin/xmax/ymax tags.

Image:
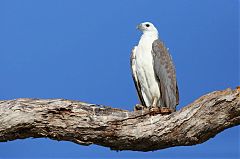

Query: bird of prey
<box><xmin>130</xmin><ymin>22</ymin><xmax>179</xmax><ymax>114</ymax></box>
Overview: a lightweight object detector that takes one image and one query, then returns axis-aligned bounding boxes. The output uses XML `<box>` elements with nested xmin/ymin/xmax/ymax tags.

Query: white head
<box><xmin>137</xmin><ymin>22</ymin><xmax>158</xmax><ymax>36</ymax></box>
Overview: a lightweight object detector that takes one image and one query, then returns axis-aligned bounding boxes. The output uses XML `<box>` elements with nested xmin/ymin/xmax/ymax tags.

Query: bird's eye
<box><xmin>146</xmin><ymin>24</ymin><xmax>150</xmax><ymax>27</ymax></box>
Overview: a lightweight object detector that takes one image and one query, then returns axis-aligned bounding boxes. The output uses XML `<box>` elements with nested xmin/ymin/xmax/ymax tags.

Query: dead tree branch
<box><xmin>0</xmin><ymin>88</ymin><xmax>239</xmax><ymax>151</ymax></box>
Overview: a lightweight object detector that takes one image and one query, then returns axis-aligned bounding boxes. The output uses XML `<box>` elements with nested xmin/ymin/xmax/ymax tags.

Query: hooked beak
<box><xmin>136</xmin><ymin>24</ymin><xmax>143</xmax><ymax>30</ymax></box>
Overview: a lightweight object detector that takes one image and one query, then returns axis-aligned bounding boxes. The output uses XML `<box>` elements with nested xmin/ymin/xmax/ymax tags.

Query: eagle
<box><xmin>131</xmin><ymin>22</ymin><xmax>179</xmax><ymax>114</ymax></box>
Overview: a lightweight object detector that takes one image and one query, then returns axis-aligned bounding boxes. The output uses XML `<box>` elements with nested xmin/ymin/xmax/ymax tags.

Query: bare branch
<box><xmin>0</xmin><ymin>88</ymin><xmax>239</xmax><ymax>151</ymax></box>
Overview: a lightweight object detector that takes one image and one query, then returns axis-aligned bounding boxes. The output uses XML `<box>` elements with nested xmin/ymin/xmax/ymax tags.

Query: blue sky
<box><xmin>0</xmin><ymin>0</ymin><xmax>239</xmax><ymax>158</ymax></box>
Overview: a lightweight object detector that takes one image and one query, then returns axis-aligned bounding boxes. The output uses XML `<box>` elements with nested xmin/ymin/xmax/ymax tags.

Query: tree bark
<box><xmin>0</xmin><ymin>88</ymin><xmax>239</xmax><ymax>151</ymax></box>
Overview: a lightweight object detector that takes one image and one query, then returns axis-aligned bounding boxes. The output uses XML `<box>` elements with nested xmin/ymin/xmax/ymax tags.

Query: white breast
<box><xmin>135</xmin><ymin>35</ymin><xmax>160</xmax><ymax>107</ymax></box>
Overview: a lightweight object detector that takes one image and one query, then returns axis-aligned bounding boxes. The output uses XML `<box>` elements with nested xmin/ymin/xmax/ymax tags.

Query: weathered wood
<box><xmin>0</xmin><ymin>88</ymin><xmax>239</xmax><ymax>151</ymax></box>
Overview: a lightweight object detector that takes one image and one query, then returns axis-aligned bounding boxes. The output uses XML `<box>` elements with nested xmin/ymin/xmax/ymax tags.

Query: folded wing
<box><xmin>152</xmin><ymin>39</ymin><xmax>179</xmax><ymax>111</ymax></box>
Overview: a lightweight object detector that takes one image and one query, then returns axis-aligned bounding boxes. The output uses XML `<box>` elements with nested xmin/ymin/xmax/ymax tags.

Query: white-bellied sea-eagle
<box><xmin>131</xmin><ymin>22</ymin><xmax>179</xmax><ymax>114</ymax></box>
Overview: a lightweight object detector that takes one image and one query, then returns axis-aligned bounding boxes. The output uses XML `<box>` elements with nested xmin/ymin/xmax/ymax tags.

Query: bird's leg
<box><xmin>152</xmin><ymin>97</ymin><xmax>158</xmax><ymax>107</ymax></box>
<box><xmin>149</xmin><ymin>97</ymin><xmax>173</xmax><ymax>115</ymax></box>
<box><xmin>149</xmin><ymin>97</ymin><xmax>160</xmax><ymax>115</ymax></box>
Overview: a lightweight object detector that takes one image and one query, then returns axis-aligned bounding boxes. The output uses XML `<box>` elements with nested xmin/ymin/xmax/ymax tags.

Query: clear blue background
<box><xmin>0</xmin><ymin>0</ymin><xmax>239</xmax><ymax>158</ymax></box>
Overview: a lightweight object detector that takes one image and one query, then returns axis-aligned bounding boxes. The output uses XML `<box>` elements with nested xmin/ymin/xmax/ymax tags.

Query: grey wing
<box><xmin>152</xmin><ymin>39</ymin><xmax>179</xmax><ymax>111</ymax></box>
<box><xmin>130</xmin><ymin>46</ymin><xmax>146</xmax><ymax>106</ymax></box>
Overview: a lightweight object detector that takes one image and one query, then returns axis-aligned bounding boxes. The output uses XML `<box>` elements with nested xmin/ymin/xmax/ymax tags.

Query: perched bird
<box><xmin>131</xmin><ymin>22</ymin><xmax>179</xmax><ymax>113</ymax></box>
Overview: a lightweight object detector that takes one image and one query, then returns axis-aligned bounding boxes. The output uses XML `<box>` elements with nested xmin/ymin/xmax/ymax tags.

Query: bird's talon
<box><xmin>159</xmin><ymin>108</ymin><xmax>172</xmax><ymax>114</ymax></box>
<box><xmin>149</xmin><ymin>107</ymin><xmax>160</xmax><ymax>116</ymax></box>
<box><xmin>134</xmin><ymin>104</ymin><xmax>147</xmax><ymax>111</ymax></box>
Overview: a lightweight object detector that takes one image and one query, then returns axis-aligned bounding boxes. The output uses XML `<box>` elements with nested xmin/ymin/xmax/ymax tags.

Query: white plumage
<box><xmin>131</xmin><ymin>22</ymin><xmax>179</xmax><ymax>112</ymax></box>
<box><xmin>134</xmin><ymin>24</ymin><xmax>160</xmax><ymax>106</ymax></box>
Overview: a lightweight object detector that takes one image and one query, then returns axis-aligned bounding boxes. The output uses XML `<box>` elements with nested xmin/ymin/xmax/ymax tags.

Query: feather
<box><xmin>130</xmin><ymin>46</ymin><xmax>146</xmax><ymax>106</ymax></box>
<box><xmin>152</xmin><ymin>39</ymin><xmax>179</xmax><ymax>111</ymax></box>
